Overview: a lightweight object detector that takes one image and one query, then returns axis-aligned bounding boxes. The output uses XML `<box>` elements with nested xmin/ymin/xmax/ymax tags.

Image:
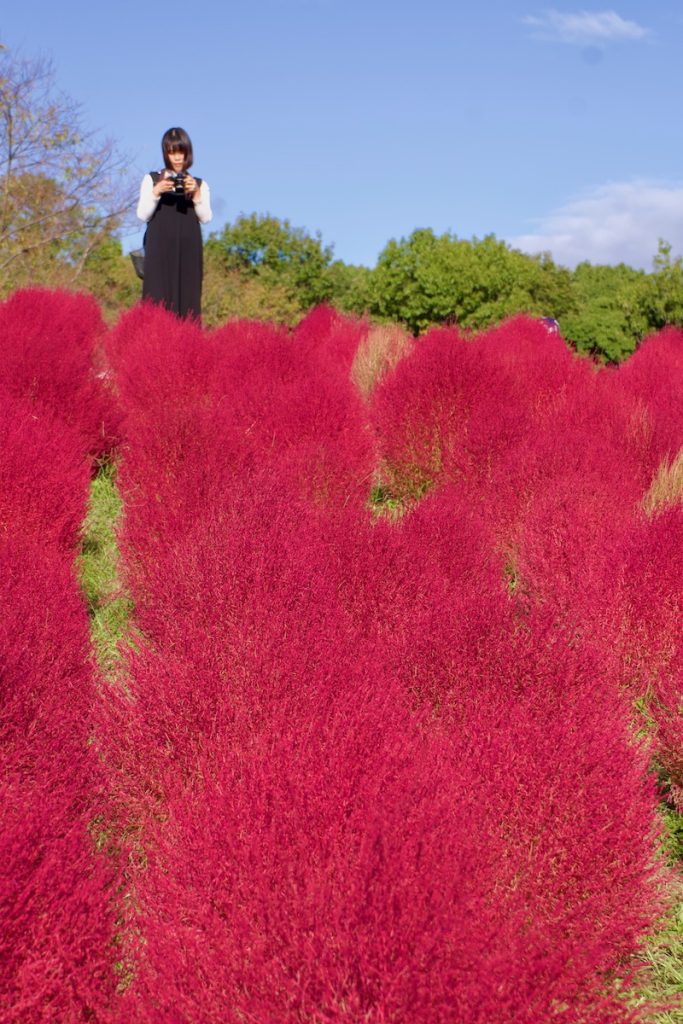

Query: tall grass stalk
<box><xmin>351</xmin><ymin>323</ymin><xmax>414</xmax><ymax>398</ymax></box>
<box><xmin>644</xmin><ymin>448</ymin><xmax>683</xmax><ymax>516</ymax></box>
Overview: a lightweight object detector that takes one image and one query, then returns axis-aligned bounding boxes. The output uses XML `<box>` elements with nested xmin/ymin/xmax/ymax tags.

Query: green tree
<box><xmin>202</xmin><ymin>239</ymin><xmax>304</xmax><ymax>327</ymax></box>
<box><xmin>207</xmin><ymin>213</ymin><xmax>335</xmax><ymax>312</ymax></box>
<box><xmin>0</xmin><ymin>45</ymin><xmax>133</xmax><ymax>293</ymax></box>
<box><xmin>371</xmin><ymin>229</ymin><xmax>575</xmax><ymax>334</ymax></box>
<box><xmin>560</xmin><ymin>244</ymin><xmax>683</xmax><ymax>364</ymax></box>
<box><xmin>323</xmin><ymin>259</ymin><xmax>374</xmax><ymax>316</ymax></box>
<box><xmin>79</xmin><ymin>236</ymin><xmax>140</xmax><ymax>322</ymax></box>
<box><xmin>643</xmin><ymin>239</ymin><xmax>683</xmax><ymax>331</ymax></box>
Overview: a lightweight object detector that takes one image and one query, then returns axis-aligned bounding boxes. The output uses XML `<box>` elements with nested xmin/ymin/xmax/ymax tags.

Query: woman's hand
<box><xmin>152</xmin><ymin>173</ymin><xmax>175</xmax><ymax>197</ymax></box>
<box><xmin>183</xmin><ymin>174</ymin><xmax>201</xmax><ymax>201</ymax></box>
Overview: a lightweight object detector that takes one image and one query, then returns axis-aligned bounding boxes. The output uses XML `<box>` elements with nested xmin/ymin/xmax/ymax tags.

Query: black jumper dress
<box><xmin>142</xmin><ymin>171</ymin><xmax>204</xmax><ymax>320</ymax></box>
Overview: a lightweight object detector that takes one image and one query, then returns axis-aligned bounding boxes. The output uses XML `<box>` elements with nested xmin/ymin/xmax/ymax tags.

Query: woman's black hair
<box><xmin>161</xmin><ymin>127</ymin><xmax>194</xmax><ymax>170</ymax></box>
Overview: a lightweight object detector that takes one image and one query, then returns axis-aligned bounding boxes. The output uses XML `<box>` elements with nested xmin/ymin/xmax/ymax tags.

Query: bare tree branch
<box><xmin>0</xmin><ymin>45</ymin><xmax>136</xmax><ymax>291</ymax></box>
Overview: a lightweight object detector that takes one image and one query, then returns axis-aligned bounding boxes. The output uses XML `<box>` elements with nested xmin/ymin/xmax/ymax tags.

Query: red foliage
<box><xmin>369</xmin><ymin>316</ymin><xmax>578</xmax><ymax>496</ymax></box>
<box><xmin>614</xmin><ymin>505</ymin><xmax>683</xmax><ymax>805</ymax></box>
<box><xmin>370</xmin><ymin>316</ymin><xmax>655</xmax><ymax>630</ymax></box>
<box><xmin>0</xmin><ymin>288</ymin><xmax>120</xmax><ymax>460</ymax></box>
<box><xmin>293</xmin><ymin>304</ymin><xmax>369</xmax><ymax>377</ymax></box>
<box><xmin>8</xmin><ymin>282</ymin><xmax>681</xmax><ymax>1020</ymax></box>
<box><xmin>0</xmin><ymin>538</ymin><xmax>118</xmax><ymax>1023</ymax></box>
<box><xmin>0</xmin><ymin>397</ymin><xmax>90</xmax><ymax>549</ymax></box>
<box><xmin>0</xmin><ymin>539</ymin><xmax>94</xmax><ymax>767</ymax></box>
<box><xmin>0</xmin><ymin>290</ymin><xmax>120</xmax><ymax>1021</ymax></box>
<box><xmin>99</xmin><ymin>308</ymin><xmax>668</xmax><ymax>1022</ymax></box>
<box><xmin>105</xmin><ymin>304</ymin><xmax>375</xmax><ymax>582</ymax></box>
<box><xmin>368</xmin><ymin>313</ymin><xmax>683</xmax><ymax>803</ymax></box>
<box><xmin>103</xmin><ymin>480</ymin><xmax>662</xmax><ymax>1023</ymax></box>
<box><xmin>611</xmin><ymin>325</ymin><xmax>683</xmax><ymax>471</ymax></box>
<box><xmin>0</xmin><ymin>773</ymin><xmax>117</xmax><ymax>1024</ymax></box>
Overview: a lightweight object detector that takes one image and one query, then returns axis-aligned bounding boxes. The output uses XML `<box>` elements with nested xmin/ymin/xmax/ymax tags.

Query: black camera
<box><xmin>169</xmin><ymin>171</ymin><xmax>186</xmax><ymax>195</ymax></box>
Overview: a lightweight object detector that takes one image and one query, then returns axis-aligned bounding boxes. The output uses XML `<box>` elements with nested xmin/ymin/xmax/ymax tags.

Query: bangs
<box><xmin>161</xmin><ymin>127</ymin><xmax>194</xmax><ymax>170</ymax></box>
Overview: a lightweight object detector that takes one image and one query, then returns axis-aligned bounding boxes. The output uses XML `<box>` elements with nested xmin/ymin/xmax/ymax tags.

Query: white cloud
<box><xmin>510</xmin><ymin>181</ymin><xmax>683</xmax><ymax>268</ymax></box>
<box><xmin>523</xmin><ymin>9</ymin><xmax>650</xmax><ymax>44</ymax></box>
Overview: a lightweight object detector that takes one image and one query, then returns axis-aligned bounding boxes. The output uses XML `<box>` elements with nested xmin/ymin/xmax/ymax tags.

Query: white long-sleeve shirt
<box><xmin>136</xmin><ymin>173</ymin><xmax>213</xmax><ymax>225</ymax></box>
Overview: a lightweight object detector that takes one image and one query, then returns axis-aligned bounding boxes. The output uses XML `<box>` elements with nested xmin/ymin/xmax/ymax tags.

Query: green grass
<box><xmin>369</xmin><ymin>481</ymin><xmax>406</xmax><ymax>519</ymax></box>
<box><xmin>79</xmin><ymin>460</ymin><xmax>139</xmax><ymax>992</ymax></box>
<box><xmin>637</xmin><ymin>803</ymin><xmax>683</xmax><ymax>1023</ymax></box>
<box><xmin>78</xmin><ymin>460</ymin><xmax>135</xmax><ymax>675</ymax></box>
<box><xmin>642</xmin><ymin>903</ymin><xmax>683</xmax><ymax>1023</ymax></box>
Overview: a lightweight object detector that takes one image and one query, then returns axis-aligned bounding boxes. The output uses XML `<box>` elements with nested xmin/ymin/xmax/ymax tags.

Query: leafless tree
<box><xmin>0</xmin><ymin>44</ymin><xmax>136</xmax><ymax>290</ymax></box>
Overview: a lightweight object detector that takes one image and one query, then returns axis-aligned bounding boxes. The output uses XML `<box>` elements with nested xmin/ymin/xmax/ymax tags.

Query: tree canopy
<box><xmin>370</xmin><ymin>228</ymin><xmax>576</xmax><ymax>334</ymax></box>
<box><xmin>207</xmin><ymin>213</ymin><xmax>335</xmax><ymax>309</ymax></box>
<box><xmin>0</xmin><ymin>44</ymin><xmax>133</xmax><ymax>293</ymax></box>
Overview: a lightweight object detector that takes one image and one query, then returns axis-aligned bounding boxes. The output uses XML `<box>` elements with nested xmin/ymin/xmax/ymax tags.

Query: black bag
<box><xmin>130</xmin><ymin>248</ymin><xmax>145</xmax><ymax>280</ymax></box>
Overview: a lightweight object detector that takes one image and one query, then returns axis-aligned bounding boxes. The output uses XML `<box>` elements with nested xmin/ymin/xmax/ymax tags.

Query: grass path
<box><xmin>78</xmin><ymin>461</ymin><xmax>135</xmax><ymax>675</ymax></box>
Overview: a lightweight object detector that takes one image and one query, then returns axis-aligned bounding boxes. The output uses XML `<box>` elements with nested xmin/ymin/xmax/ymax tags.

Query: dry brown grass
<box><xmin>643</xmin><ymin>448</ymin><xmax>683</xmax><ymax>516</ymax></box>
<box><xmin>351</xmin><ymin>323</ymin><xmax>414</xmax><ymax>398</ymax></box>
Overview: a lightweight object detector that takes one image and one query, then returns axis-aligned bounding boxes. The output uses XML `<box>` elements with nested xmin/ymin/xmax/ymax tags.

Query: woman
<box><xmin>136</xmin><ymin>127</ymin><xmax>212</xmax><ymax>319</ymax></box>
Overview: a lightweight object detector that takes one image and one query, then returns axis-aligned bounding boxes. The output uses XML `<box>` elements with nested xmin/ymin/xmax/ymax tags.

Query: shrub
<box><xmin>106</xmin><ymin>488</ymin><xmax>664</xmax><ymax>1023</ymax></box>
<box><xmin>615</xmin><ymin>505</ymin><xmax>683</xmax><ymax>807</ymax></box>
<box><xmin>0</xmin><ymin>294</ymin><xmax>120</xmax><ymax>1019</ymax></box>
<box><xmin>0</xmin><ymin>288</ymin><xmax>120</xmax><ymax>460</ymax></box>
<box><xmin>0</xmin><ymin>397</ymin><xmax>90</xmax><ymax>549</ymax></box>
<box><xmin>613</xmin><ymin>326</ymin><xmax>683</xmax><ymax>473</ymax></box>
<box><xmin>102</xmin><ymin>307</ymin><xmax>667</xmax><ymax>1021</ymax></box>
<box><xmin>0</xmin><ymin>538</ymin><xmax>118</xmax><ymax>1023</ymax></box>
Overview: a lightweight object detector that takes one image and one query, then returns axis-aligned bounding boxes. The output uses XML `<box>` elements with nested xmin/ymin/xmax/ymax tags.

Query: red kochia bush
<box><xmin>0</xmin><ymin>538</ymin><xmax>118</xmax><ymax>1023</ymax></box>
<box><xmin>614</xmin><ymin>504</ymin><xmax>683</xmax><ymax>806</ymax></box>
<box><xmin>292</xmin><ymin>304</ymin><xmax>369</xmax><ymax>377</ymax></box>
<box><xmin>102</xmin><ymin>306</ymin><xmax>666</xmax><ymax>1021</ymax></box>
<box><xmin>106</xmin><ymin>304</ymin><xmax>375</xmax><ymax>571</ymax></box>
<box><xmin>106</xmin><ymin>481</ymin><xmax>663</xmax><ymax>1024</ymax></box>
<box><xmin>370</xmin><ymin>315</ymin><xmax>657</xmax><ymax>639</ymax></box>
<box><xmin>0</xmin><ymin>771</ymin><xmax>117</xmax><ymax>1024</ymax></box>
<box><xmin>0</xmin><ymin>292</ymin><xmax>120</xmax><ymax>1021</ymax></box>
<box><xmin>0</xmin><ymin>396</ymin><xmax>90</xmax><ymax>549</ymax></box>
<box><xmin>370</xmin><ymin>314</ymin><xmax>651</xmax><ymax>519</ymax></box>
<box><xmin>370</xmin><ymin>322</ymin><xmax>510</xmax><ymax>498</ymax></box>
<box><xmin>207</xmin><ymin>314</ymin><xmax>373</xmax><ymax>509</ymax></box>
<box><xmin>370</xmin><ymin>316</ymin><xmax>579</xmax><ymax>500</ymax></box>
<box><xmin>0</xmin><ymin>539</ymin><xmax>95</xmax><ymax>770</ymax></box>
<box><xmin>505</xmin><ymin>378</ymin><xmax>647</xmax><ymax>631</ymax></box>
<box><xmin>612</xmin><ymin>326</ymin><xmax>683</xmax><ymax>473</ymax></box>
<box><xmin>0</xmin><ymin>287</ymin><xmax>120</xmax><ymax>459</ymax></box>
<box><xmin>105</xmin><ymin>301</ymin><xmax>209</xmax><ymax>414</ymax></box>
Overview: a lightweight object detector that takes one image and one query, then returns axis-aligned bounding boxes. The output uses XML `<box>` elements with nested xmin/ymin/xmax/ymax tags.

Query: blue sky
<box><xmin>3</xmin><ymin>1</ymin><xmax>683</xmax><ymax>269</ymax></box>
